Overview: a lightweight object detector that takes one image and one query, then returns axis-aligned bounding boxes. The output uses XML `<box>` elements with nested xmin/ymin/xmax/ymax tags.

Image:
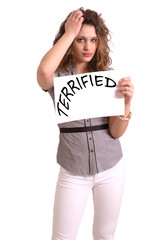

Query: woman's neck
<box><xmin>75</xmin><ymin>62</ymin><xmax>88</xmax><ymax>74</ymax></box>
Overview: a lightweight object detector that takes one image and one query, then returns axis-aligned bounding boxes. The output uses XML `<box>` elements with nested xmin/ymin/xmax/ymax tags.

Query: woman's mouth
<box><xmin>83</xmin><ymin>53</ymin><xmax>92</xmax><ymax>57</ymax></box>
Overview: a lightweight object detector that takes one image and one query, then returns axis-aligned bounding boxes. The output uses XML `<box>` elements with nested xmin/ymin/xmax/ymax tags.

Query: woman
<box><xmin>37</xmin><ymin>8</ymin><xmax>134</xmax><ymax>240</ymax></box>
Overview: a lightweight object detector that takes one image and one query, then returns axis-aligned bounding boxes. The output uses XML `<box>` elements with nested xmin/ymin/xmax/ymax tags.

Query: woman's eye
<box><xmin>76</xmin><ymin>37</ymin><xmax>97</xmax><ymax>43</ymax></box>
<box><xmin>91</xmin><ymin>38</ymin><xmax>97</xmax><ymax>42</ymax></box>
<box><xmin>77</xmin><ymin>38</ymin><xmax>84</xmax><ymax>42</ymax></box>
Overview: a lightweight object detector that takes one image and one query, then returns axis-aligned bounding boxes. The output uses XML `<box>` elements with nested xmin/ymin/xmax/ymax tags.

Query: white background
<box><xmin>0</xmin><ymin>0</ymin><xmax>160</xmax><ymax>239</ymax></box>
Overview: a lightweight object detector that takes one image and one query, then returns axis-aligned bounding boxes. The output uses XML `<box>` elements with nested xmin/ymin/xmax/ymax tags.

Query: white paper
<box><xmin>54</xmin><ymin>70</ymin><xmax>125</xmax><ymax>123</ymax></box>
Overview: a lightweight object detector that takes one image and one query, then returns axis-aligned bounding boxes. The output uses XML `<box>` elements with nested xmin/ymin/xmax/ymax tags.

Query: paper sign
<box><xmin>54</xmin><ymin>70</ymin><xmax>125</xmax><ymax>123</ymax></box>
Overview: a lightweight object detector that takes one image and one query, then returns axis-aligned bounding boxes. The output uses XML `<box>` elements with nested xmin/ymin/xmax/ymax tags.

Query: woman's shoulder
<box><xmin>55</xmin><ymin>65</ymin><xmax>76</xmax><ymax>77</ymax></box>
<box><xmin>105</xmin><ymin>66</ymin><xmax>114</xmax><ymax>71</ymax></box>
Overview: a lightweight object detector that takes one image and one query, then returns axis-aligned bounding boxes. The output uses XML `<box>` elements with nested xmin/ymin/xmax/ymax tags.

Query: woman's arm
<box><xmin>37</xmin><ymin>10</ymin><xmax>84</xmax><ymax>90</ymax></box>
<box><xmin>109</xmin><ymin>77</ymin><xmax>134</xmax><ymax>139</ymax></box>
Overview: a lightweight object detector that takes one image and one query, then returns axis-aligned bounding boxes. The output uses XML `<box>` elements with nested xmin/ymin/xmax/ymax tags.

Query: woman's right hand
<box><xmin>65</xmin><ymin>10</ymin><xmax>84</xmax><ymax>38</ymax></box>
<box><xmin>37</xmin><ymin>10</ymin><xmax>84</xmax><ymax>91</ymax></box>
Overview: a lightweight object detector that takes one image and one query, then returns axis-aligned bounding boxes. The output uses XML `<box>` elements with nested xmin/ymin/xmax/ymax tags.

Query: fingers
<box><xmin>118</xmin><ymin>77</ymin><xmax>132</xmax><ymax>86</ymax></box>
<box><xmin>65</xmin><ymin>10</ymin><xmax>84</xmax><ymax>37</ymax></box>
<box><xmin>117</xmin><ymin>77</ymin><xmax>133</xmax><ymax>90</ymax></box>
<box><xmin>116</xmin><ymin>77</ymin><xmax>134</xmax><ymax>96</ymax></box>
<box><xmin>68</xmin><ymin>10</ymin><xmax>84</xmax><ymax>22</ymax></box>
<box><xmin>118</xmin><ymin>89</ymin><xmax>133</xmax><ymax>97</ymax></box>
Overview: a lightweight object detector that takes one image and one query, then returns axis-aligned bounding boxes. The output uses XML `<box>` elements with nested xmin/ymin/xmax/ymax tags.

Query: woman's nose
<box><xmin>84</xmin><ymin>40</ymin><xmax>91</xmax><ymax>50</ymax></box>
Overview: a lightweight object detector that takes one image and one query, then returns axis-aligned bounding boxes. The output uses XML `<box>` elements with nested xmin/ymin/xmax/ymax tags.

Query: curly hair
<box><xmin>53</xmin><ymin>8</ymin><xmax>112</xmax><ymax>72</ymax></box>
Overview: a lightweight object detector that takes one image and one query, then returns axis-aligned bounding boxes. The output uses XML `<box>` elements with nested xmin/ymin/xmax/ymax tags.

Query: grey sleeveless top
<box><xmin>47</xmin><ymin>65</ymin><xmax>123</xmax><ymax>175</ymax></box>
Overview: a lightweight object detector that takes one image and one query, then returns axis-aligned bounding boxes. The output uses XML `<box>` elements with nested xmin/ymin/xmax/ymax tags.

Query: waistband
<box><xmin>60</xmin><ymin>123</ymin><xmax>109</xmax><ymax>133</ymax></box>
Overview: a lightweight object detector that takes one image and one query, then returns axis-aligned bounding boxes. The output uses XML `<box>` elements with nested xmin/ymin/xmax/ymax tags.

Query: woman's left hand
<box><xmin>116</xmin><ymin>77</ymin><xmax>134</xmax><ymax>105</ymax></box>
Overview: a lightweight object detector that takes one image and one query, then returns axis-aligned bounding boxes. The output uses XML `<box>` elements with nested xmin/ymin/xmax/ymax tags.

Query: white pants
<box><xmin>51</xmin><ymin>159</ymin><xmax>125</xmax><ymax>240</ymax></box>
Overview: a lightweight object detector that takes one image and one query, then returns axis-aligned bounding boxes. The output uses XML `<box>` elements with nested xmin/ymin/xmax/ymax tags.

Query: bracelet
<box><xmin>118</xmin><ymin>112</ymin><xmax>132</xmax><ymax>121</ymax></box>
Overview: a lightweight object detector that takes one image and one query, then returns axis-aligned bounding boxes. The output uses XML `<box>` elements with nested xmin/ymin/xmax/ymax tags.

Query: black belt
<box><xmin>60</xmin><ymin>123</ymin><xmax>109</xmax><ymax>133</ymax></box>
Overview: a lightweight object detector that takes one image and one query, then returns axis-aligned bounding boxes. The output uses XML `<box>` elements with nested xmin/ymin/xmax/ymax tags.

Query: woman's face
<box><xmin>72</xmin><ymin>24</ymin><xmax>98</xmax><ymax>64</ymax></box>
